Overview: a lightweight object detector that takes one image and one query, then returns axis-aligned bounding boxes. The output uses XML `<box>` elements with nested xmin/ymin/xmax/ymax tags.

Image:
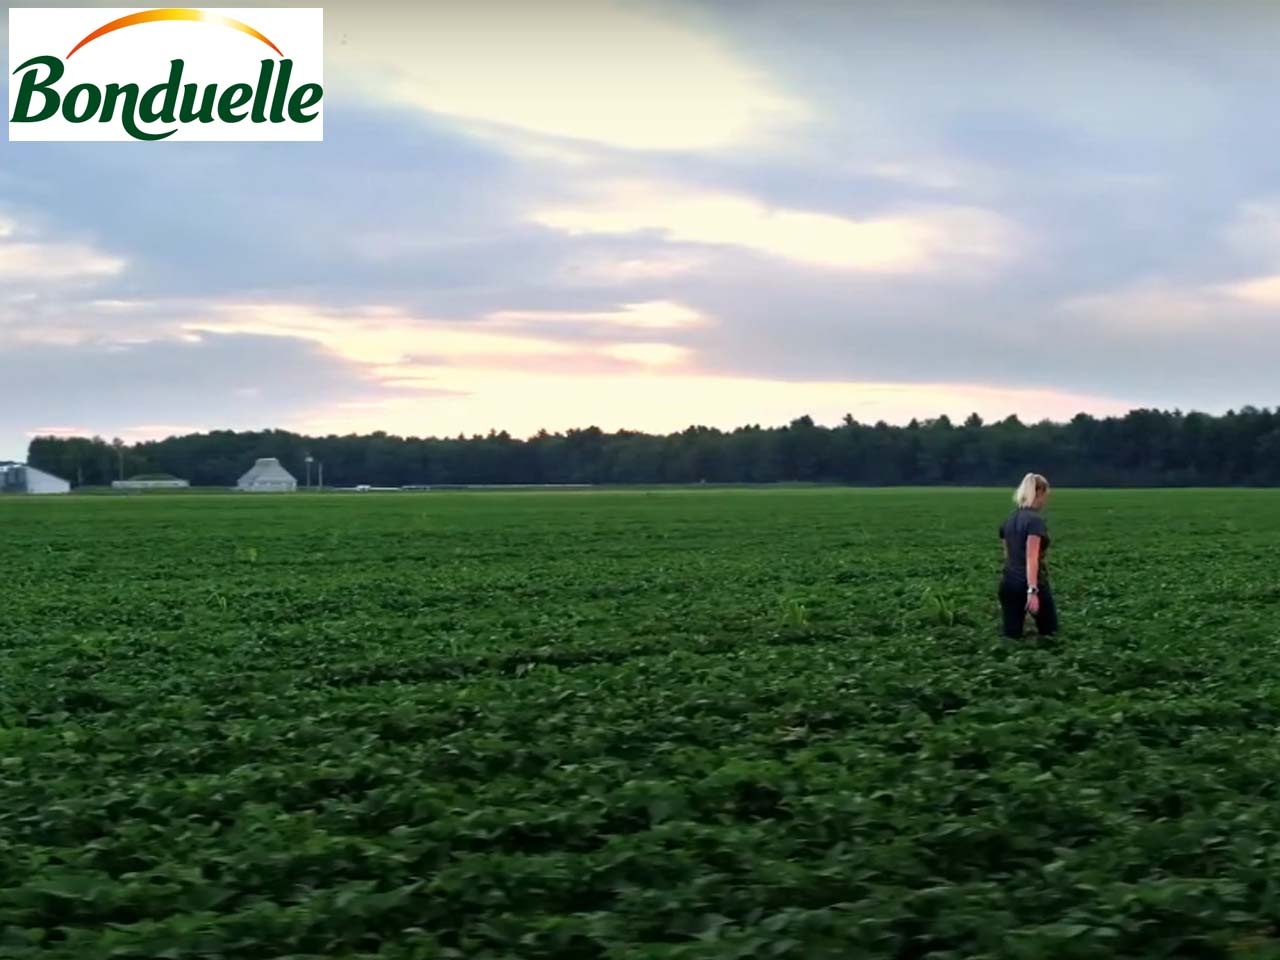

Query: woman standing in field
<box><xmin>998</xmin><ymin>472</ymin><xmax>1057</xmax><ymax>639</ymax></box>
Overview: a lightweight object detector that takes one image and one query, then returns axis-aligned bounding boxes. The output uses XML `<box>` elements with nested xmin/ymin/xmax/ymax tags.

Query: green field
<box><xmin>3</xmin><ymin>488</ymin><xmax>1280</xmax><ymax>959</ymax></box>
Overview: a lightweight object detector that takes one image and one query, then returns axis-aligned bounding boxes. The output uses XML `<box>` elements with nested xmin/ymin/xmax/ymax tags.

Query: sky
<box><xmin>3</xmin><ymin>0</ymin><xmax>1280</xmax><ymax>459</ymax></box>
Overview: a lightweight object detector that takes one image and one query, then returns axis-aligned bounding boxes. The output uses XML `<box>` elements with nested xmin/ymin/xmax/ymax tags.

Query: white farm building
<box><xmin>0</xmin><ymin>461</ymin><xmax>70</xmax><ymax>495</ymax></box>
<box><xmin>112</xmin><ymin>479</ymin><xmax>190</xmax><ymax>490</ymax></box>
<box><xmin>237</xmin><ymin>457</ymin><xmax>297</xmax><ymax>492</ymax></box>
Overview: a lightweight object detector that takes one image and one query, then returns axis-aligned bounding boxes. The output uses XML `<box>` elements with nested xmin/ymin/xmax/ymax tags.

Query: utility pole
<box><xmin>305</xmin><ymin>454</ymin><xmax>313</xmax><ymax>490</ymax></box>
<box><xmin>318</xmin><ymin>462</ymin><xmax>323</xmax><ymax>490</ymax></box>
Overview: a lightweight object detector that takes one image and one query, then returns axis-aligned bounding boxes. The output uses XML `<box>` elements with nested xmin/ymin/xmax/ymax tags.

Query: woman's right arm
<box><xmin>1025</xmin><ymin>535</ymin><xmax>1041</xmax><ymax>612</ymax></box>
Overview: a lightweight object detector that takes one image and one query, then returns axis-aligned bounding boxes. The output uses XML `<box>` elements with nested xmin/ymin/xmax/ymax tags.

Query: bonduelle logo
<box><xmin>8</xmin><ymin>7</ymin><xmax>324</xmax><ymax>141</ymax></box>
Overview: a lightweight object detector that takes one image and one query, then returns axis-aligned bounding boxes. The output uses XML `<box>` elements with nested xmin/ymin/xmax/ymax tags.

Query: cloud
<box><xmin>451</xmin><ymin>127</ymin><xmax>600</xmax><ymax>169</ymax></box>
<box><xmin>0</xmin><ymin>243</ymin><xmax>124</xmax><ymax>282</ymax></box>
<box><xmin>1220</xmin><ymin>274</ymin><xmax>1280</xmax><ymax>305</ymax></box>
<box><xmin>530</xmin><ymin>180</ymin><xmax>1019</xmax><ymax>273</ymax></box>
<box><xmin>0</xmin><ymin>331</ymin><xmax>396</xmax><ymax>457</ymax></box>
<box><xmin>0</xmin><ymin>216</ymin><xmax>125</xmax><ymax>283</ymax></box>
<box><xmin>185</xmin><ymin>300</ymin><xmax>715</xmax><ymax>381</ymax></box>
<box><xmin>0</xmin><ymin>105</ymin><xmax>534</xmax><ymax>304</ymax></box>
<box><xmin>488</xmin><ymin>300</ymin><xmax>707</xmax><ymax>330</ymax></box>
<box><xmin>6</xmin><ymin>0</ymin><xmax>1280</xmax><ymax>457</ymax></box>
<box><xmin>187</xmin><ymin>303</ymin><xmax>580</xmax><ymax>366</ymax></box>
<box><xmin>1058</xmin><ymin>281</ymin><xmax>1229</xmax><ymax>334</ymax></box>
<box><xmin>600</xmin><ymin>342</ymin><xmax>692</xmax><ymax>366</ymax></box>
<box><xmin>49</xmin><ymin>422</ymin><xmax>212</xmax><ymax>445</ymax></box>
<box><xmin>554</xmin><ymin>250</ymin><xmax>709</xmax><ymax>285</ymax></box>
<box><xmin>295</xmin><ymin>367</ymin><xmax>1134</xmax><ymax>441</ymax></box>
<box><xmin>329</xmin><ymin>0</ymin><xmax>806</xmax><ymax>152</ymax></box>
<box><xmin>1222</xmin><ymin>198</ymin><xmax>1280</xmax><ymax>263</ymax></box>
<box><xmin>115</xmin><ymin>423</ymin><xmax>207</xmax><ymax>440</ymax></box>
<box><xmin>1214</xmin><ymin>199</ymin><xmax>1280</xmax><ymax>304</ymax></box>
<box><xmin>25</xmin><ymin>425</ymin><xmax>91</xmax><ymax>438</ymax></box>
<box><xmin>1060</xmin><ymin>267</ymin><xmax>1280</xmax><ymax>336</ymax></box>
<box><xmin>1039</xmin><ymin>275</ymin><xmax>1280</xmax><ymax>407</ymax></box>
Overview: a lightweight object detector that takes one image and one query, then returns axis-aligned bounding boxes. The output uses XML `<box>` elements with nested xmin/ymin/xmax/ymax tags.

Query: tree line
<box><xmin>25</xmin><ymin>406</ymin><xmax>1280</xmax><ymax>488</ymax></box>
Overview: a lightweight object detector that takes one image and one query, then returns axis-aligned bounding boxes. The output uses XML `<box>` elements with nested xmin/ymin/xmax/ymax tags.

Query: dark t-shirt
<box><xmin>999</xmin><ymin>508</ymin><xmax>1050</xmax><ymax>586</ymax></box>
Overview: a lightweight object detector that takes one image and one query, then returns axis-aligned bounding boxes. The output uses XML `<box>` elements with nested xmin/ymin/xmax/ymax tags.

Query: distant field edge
<box><xmin>16</xmin><ymin>481</ymin><xmax>1280</xmax><ymax>498</ymax></box>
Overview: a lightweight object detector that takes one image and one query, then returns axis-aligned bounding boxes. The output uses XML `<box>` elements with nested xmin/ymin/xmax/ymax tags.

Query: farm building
<box><xmin>236</xmin><ymin>457</ymin><xmax>297</xmax><ymax>492</ymax></box>
<box><xmin>112</xmin><ymin>475</ymin><xmax>190</xmax><ymax>490</ymax></box>
<box><xmin>0</xmin><ymin>461</ymin><xmax>70</xmax><ymax>495</ymax></box>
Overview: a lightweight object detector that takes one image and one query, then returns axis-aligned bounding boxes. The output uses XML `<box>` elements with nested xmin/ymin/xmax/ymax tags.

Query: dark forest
<box><xmin>27</xmin><ymin>406</ymin><xmax>1280</xmax><ymax>488</ymax></box>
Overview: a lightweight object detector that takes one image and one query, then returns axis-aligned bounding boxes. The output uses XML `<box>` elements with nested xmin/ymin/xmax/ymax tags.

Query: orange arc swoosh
<box><xmin>67</xmin><ymin>8</ymin><xmax>284</xmax><ymax>59</ymax></box>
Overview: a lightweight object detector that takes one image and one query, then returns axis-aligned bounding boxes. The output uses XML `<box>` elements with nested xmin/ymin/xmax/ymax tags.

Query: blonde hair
<box><xmin>1014</xmin><ymin>472</ymin><xmax>1050</xmax><ymax>508</ymax></box>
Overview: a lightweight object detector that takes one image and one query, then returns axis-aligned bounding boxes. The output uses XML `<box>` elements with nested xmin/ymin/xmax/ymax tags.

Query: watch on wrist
<box><xmin>1027</xmin><ymin>586</ymin><xmax>1039</xmax><ymax>595</ymax></box>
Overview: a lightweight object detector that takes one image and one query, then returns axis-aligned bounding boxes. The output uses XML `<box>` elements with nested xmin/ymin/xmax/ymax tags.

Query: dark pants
<box><xmin>998</xmin><ymin>577</ymin><xmax>1058</xmax><ymax>638</ymax></box>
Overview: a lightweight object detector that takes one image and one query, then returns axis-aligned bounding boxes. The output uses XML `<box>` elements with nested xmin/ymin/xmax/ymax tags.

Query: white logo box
<box><xmin>8</xmin><ymin>7</ymin><xmax>324</xmax><ymax>141</ymax></box>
